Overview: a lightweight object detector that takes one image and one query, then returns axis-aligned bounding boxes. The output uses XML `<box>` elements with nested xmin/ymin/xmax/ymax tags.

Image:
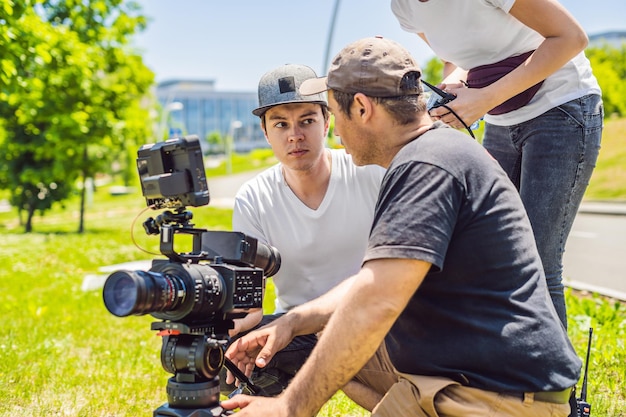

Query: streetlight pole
<box><xmin>323</xmin><ymin>0</ymin><xmax>341</xmax><ymax>73</ymax></box>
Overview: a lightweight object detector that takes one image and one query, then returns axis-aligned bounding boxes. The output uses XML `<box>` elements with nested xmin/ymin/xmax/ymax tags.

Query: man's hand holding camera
<box><xmin>221</xmin><ymin>316</ymin><xmax>297</xmax><ymax>415</ymax></box>
<box><xmin>224</xmin><ymin>315</ymin><xmax>295</xmax><ymax>386</ymax></box>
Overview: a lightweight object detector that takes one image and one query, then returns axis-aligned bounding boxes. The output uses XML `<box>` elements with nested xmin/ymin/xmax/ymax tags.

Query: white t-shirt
<box><xmin>232</xmin><ymin>149</ymin><xmax>385</xmax><ymax>313</ymax></box>
<box><xmin>391</xmin><ymin>0</ymin><xmax>601</xmax><ymax>126</ymax></box>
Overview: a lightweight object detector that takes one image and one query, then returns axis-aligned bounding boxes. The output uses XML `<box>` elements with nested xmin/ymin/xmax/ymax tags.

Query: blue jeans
<box><xmin>482</xmin><ymin>95</ymin><xmax>603</xmax><ymax>327</ymax></box>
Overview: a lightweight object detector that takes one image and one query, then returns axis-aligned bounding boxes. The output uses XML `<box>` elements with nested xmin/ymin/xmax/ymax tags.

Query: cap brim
<box><xmin>252</xmin><ymin>99</ymin><xmax>327</xmax><ymax>117</ymax></box>
<box><xmin>299</xmin><ymin>76</ymin><xmax>329</xmax><ymax>96</ymax></box>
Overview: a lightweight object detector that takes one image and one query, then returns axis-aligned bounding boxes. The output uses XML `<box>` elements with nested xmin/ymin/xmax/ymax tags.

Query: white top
<box><xmin>391</xmin><ymin>0</ymin><xmax>601</xmax><ymax>126</ymax></box>
<box><xmin>232</xmin><ymin>149</ymin><xmax>385</xmax><ymax>312</ymax></box>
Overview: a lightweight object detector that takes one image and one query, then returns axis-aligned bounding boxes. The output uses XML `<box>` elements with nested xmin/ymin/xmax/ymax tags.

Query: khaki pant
<box><xmin>352</xmin><ymin>341</ymin><xmax>399</xmax><ymax>396</ymax></box>
<box><xmin>372</xmin><ymin>373</ymin><xmax>571</xmax><ymax>417</ymax></box>
<box><xmin>354</xmin><ymin>343</ymin><xmax>569</xmax><ymax>417</ymax></box>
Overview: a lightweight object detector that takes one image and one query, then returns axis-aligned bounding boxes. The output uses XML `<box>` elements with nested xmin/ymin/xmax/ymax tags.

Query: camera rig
<box><xmin>102</xmin><ymin>135</ymin><xmax>280</xmax><ymax>416</ymax></box>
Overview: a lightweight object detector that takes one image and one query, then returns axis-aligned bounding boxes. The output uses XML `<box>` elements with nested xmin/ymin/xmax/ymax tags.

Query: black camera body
<box><xmin>102</xmin><ymin>135</ymin><xmax>280</xmax><ymax>416</ymax></box>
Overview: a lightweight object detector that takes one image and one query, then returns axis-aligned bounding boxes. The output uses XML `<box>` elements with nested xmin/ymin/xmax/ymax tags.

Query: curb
<box><xmin>578</xmin><ymin>201</ymin><xmax>626</xmax><ymax>216</ymax></box>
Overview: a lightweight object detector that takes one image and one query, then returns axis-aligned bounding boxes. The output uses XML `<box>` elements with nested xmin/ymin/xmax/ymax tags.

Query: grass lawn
<box><xmin>585</xmin><ymin>117</ymin><xmax>626</xmax><ymax>200</ymax></box>
<box><xmin>0</xmin><ymin>118</ymin><xmax>625</xmax><ymax>416</ymax></box>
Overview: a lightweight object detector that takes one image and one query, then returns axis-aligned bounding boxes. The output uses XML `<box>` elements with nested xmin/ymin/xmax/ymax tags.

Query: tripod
<box><xmin>151</xmin><ymin>321</ymin><xmax>231</xmax><ymax>417</ymax></box>
<box><xmin>154</xmin><ymin>377</ymin><xmax>228</xmax><ymax>417</ymax></box>
<box><xmin>151</xmin><ymin>320</ymin><xmax>266</xmax><ymax>417</ymax></box>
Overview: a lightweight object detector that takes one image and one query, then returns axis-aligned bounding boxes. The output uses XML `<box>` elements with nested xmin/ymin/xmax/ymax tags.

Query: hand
<box><xmin>220</xmin><ymin>394</ymin><xmax>292</xmax><ymax>416</ymax></box>
<box><xmin>229</xmin><ymin>308</ymin><xmax>263</xmax><ymax>338</ymax></box>
<box><xmin>224</xmin><ymin>316</ymin><xmax>294</xmax><ymax>386</ymax></box>
<box><xmin>429</xmin><ymin>83</ymin><xmax>492</xmax><ymax>130</ymax></box>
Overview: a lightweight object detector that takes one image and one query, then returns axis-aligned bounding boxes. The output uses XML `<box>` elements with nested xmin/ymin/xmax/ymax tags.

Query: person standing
<box><xmin>390</xmin><ymin>0</ymin><xmax>603</xmax><ymax>327</ymax></box>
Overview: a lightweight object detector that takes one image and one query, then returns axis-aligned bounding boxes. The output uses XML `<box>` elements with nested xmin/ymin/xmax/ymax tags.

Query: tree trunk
<box><xmin>25</xmin><ymin>205</ymin><xmax>35</xmax><ymax>233</ymax></box>
<box><xmin>78</xmin><ymin>174</ymin><xmax>86</xmax><ymax>234</ymax></box>
<box><xmin>78</xmin><ymin>144</ymin><xmax>87</xmax><ymax>234</ymax></box>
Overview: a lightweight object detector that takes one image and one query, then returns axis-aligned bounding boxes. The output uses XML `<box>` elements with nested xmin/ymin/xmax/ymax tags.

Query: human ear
<box><xmin>353</xmin><ymin>93</ymin><xmax>373</xmax><ymax>121</ymax></box>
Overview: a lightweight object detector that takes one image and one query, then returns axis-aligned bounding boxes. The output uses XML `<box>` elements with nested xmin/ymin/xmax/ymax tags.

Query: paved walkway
<box><xmin>578</xmin><ymin>201</ymin><xmax>626</xmax><ymax>216</ymax></box>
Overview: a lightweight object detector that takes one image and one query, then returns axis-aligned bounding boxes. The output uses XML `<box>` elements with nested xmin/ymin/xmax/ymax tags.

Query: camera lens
<box><xmin>102</xmin><ymin>263</ymin><xmax>236</xmax><ymax>322</ymax></box>
<box><xmin>103</xmin><ymin>269</ymin><xmax>186</xmax><ymax>317</ymax></box>
<box><xmin>254</xmin><ymin>242</ymin><xmax>281</xmax><ymax>277</ymax></box>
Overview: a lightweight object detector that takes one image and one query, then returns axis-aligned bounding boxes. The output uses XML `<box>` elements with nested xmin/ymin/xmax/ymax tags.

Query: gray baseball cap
<box><xmin>252</xmin><ymin>64</ymin><xmax>327</xmax><ymax>117</ymax></box>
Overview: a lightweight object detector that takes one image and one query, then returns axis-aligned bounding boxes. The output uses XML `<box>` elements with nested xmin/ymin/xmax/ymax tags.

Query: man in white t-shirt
<box><xmin>221</xmin><ymin>64</ymin><xmax>392</xmax><ymax>409</ymax></box>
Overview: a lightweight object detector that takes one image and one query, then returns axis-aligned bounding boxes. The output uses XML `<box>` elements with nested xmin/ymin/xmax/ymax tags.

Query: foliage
<box><xmin>585</xmin><ymin>118</ymin><xmax>626</xmax><ymax>200</ymax></box>
<box><xmin>566</xmin><ymin>289</ymin><xmax>626</xmax><ymax>416</ymax></box>
<box><xmin>586</xmin><ymin>43</ymin><xmax>626</xmax><ymax>118</ymax></box>
<box><xmin>421</xmin><ymin>56</ymin><xmax>444</xmax><ymax>85</ymax></box>
<box><xmin>205</xmin><ymin>130</ymin><xmax>225</xmax><ymax>154</ymax></box>
<box><xmin>0</xmin><ymin>0</ymin><xmax>154</xmax><ymax>233</ymax></box>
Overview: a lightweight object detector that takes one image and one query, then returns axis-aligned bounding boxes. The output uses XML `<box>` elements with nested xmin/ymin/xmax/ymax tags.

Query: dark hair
<box><xmin>260</xmin><ymin>103</ymin><xmax>329</xmax><ymax>130</ymax></box>
<box><xmin>333</xmin><ymin>72</ymin><xmax>426</xmax><ymax>125</ymax></box>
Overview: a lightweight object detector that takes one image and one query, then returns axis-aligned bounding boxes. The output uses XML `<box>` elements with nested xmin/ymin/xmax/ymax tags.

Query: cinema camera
<box><xmin>102</xmin><ymin>135</ymin><xmax>281</xmax><ymax>416</ymax></box>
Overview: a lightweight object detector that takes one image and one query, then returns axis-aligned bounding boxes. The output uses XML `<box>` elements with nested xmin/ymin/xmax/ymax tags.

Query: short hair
<box><xmin>333</xmin><ymin>72</ymin><xmax>426</xmax><ymax>125</ymax></box>
<box><xmin>260</xmin><ymin>103</ymin><xmax>330</xmax><ymax>130</ymax></box>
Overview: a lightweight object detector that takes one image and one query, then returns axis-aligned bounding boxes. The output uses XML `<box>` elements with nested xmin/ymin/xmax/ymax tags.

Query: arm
<box><xmin>224</xmin><ymin>274</ymin><xmax>359</xmax><ymax>382</ymax></box>
<box><xmin>222</xmin><ymin>257</ymin><xmax>432</xmax><ymax>417</ymax></box>
<box><xmin>229</xmin><ymin>308</ymin><xmax>263</xmax><ymax>337</ymax></box>
<box><xmin>431</xmin><ymin>0</ymin><xmax>588</xmax><ymax>127</ymax></box>
<box><xmin>479</xmin><ymin>0</ymin><xmax>587</xmax><ymax>110</ymax></box>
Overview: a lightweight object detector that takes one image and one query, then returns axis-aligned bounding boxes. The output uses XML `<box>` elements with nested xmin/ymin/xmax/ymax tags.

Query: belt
<box><xmin>517</xmin><ymin>387</ymin><xmax>573</xmax><ymax>404</ymax></box>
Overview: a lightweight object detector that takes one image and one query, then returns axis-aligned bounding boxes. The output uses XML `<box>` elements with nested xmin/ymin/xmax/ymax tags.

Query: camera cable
<box><xmin>223</xmin><ymin>357</ymin><xmax>268</xmax><ymax>397</ymax></box>
<box><xmin>439</xmin><ymin>103</ymin><xmax>476</xmax><ymax>140</ymax></box>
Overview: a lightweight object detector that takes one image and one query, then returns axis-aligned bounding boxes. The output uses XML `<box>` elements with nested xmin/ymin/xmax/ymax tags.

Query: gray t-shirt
<box><xmin>364</xmin><ymin>122</ymin><xmax>581</xmax><ymax>393</ymax></box>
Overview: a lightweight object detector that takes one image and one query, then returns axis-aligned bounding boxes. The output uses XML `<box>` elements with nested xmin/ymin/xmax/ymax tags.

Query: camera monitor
<box><xmin>137</xmin><ymin>135</ymin><xmax>210</xmax><ymax>209</ymax></box>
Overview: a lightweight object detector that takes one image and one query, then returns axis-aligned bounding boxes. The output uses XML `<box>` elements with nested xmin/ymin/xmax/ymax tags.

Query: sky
<box><xmin>132</xmin><ymin>0</ymin><xmax>626</xmax><ymax>92</ymax></box>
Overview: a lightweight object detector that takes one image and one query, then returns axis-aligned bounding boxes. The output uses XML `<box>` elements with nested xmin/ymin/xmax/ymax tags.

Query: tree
<box><xmin>206</xmin><ymin>131</ymin><xmax>225</xmax><ymax>155</ymax></box>
<box><xmin>586</xmin><ymin>43</ymin><xmax>626</xmax><ymax>118</ymax></box>
<box><xmin>0</xmin><ymin>0</ymin><xmax>155</xmax><ymax>232</ymax></box>
<box><xmin>421</xmin><ymin>56</ymin><xmax>445</xmax><ymax>85</ymax></box>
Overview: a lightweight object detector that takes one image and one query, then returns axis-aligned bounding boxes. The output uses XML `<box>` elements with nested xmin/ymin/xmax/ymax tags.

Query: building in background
<box><xmin>155</xmin><ymin>80</ymin><xmax>266</xmax><ymax>153</ymax></box>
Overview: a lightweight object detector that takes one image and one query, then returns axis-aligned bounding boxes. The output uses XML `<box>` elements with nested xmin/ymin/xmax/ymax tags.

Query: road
<box><xmin>564</xmin><ymin>210</ymin><xmax>626</xmax><ymax>300</ymax></box>
<box><xmin>206</xmin><ymin>169</ymin><xmax>265</xmax><ymax>209</ymax></box>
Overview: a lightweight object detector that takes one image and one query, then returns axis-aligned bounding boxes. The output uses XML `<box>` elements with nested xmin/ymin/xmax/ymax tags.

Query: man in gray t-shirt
<box><xmin>222</xmin><ymin>37</ymin><xmax>581</xmax><ymax>417</ymax></box>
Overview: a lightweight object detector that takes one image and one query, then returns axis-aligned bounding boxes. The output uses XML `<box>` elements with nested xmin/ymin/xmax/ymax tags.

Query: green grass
<box><xmin>567</xmin><ymin>290</ymin><xmax>626</xmax><ymax>416</ymax></box>
<box><xmin>585</xmin><ymin>117</ymin><xmax>626</xmax><ymax>200</ymax></box>
<box><xmin>0</xmin><ymin>122</ymin><xmax>625</xmax><ymax>416</ymax></box>
<box><xmin>0</xmin><ymin>188</ymin><xmax>624</xmax><ymax>416</ymax></box>
<box><xmin>204</xmin><ymin>149</ymin><xmax>277</xmax><ymax>178</ymax></box>
<box><xmin>471</xmin><ymin>117</ymin><xmax>626</xmax><ymax>201</ymax></box>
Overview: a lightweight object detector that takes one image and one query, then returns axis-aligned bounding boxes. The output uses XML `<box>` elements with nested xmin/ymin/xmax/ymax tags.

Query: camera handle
<box><xmin>142</xmin><ymin>208</ymin><xmax>212</xmax><ymax>264</ymax></box>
